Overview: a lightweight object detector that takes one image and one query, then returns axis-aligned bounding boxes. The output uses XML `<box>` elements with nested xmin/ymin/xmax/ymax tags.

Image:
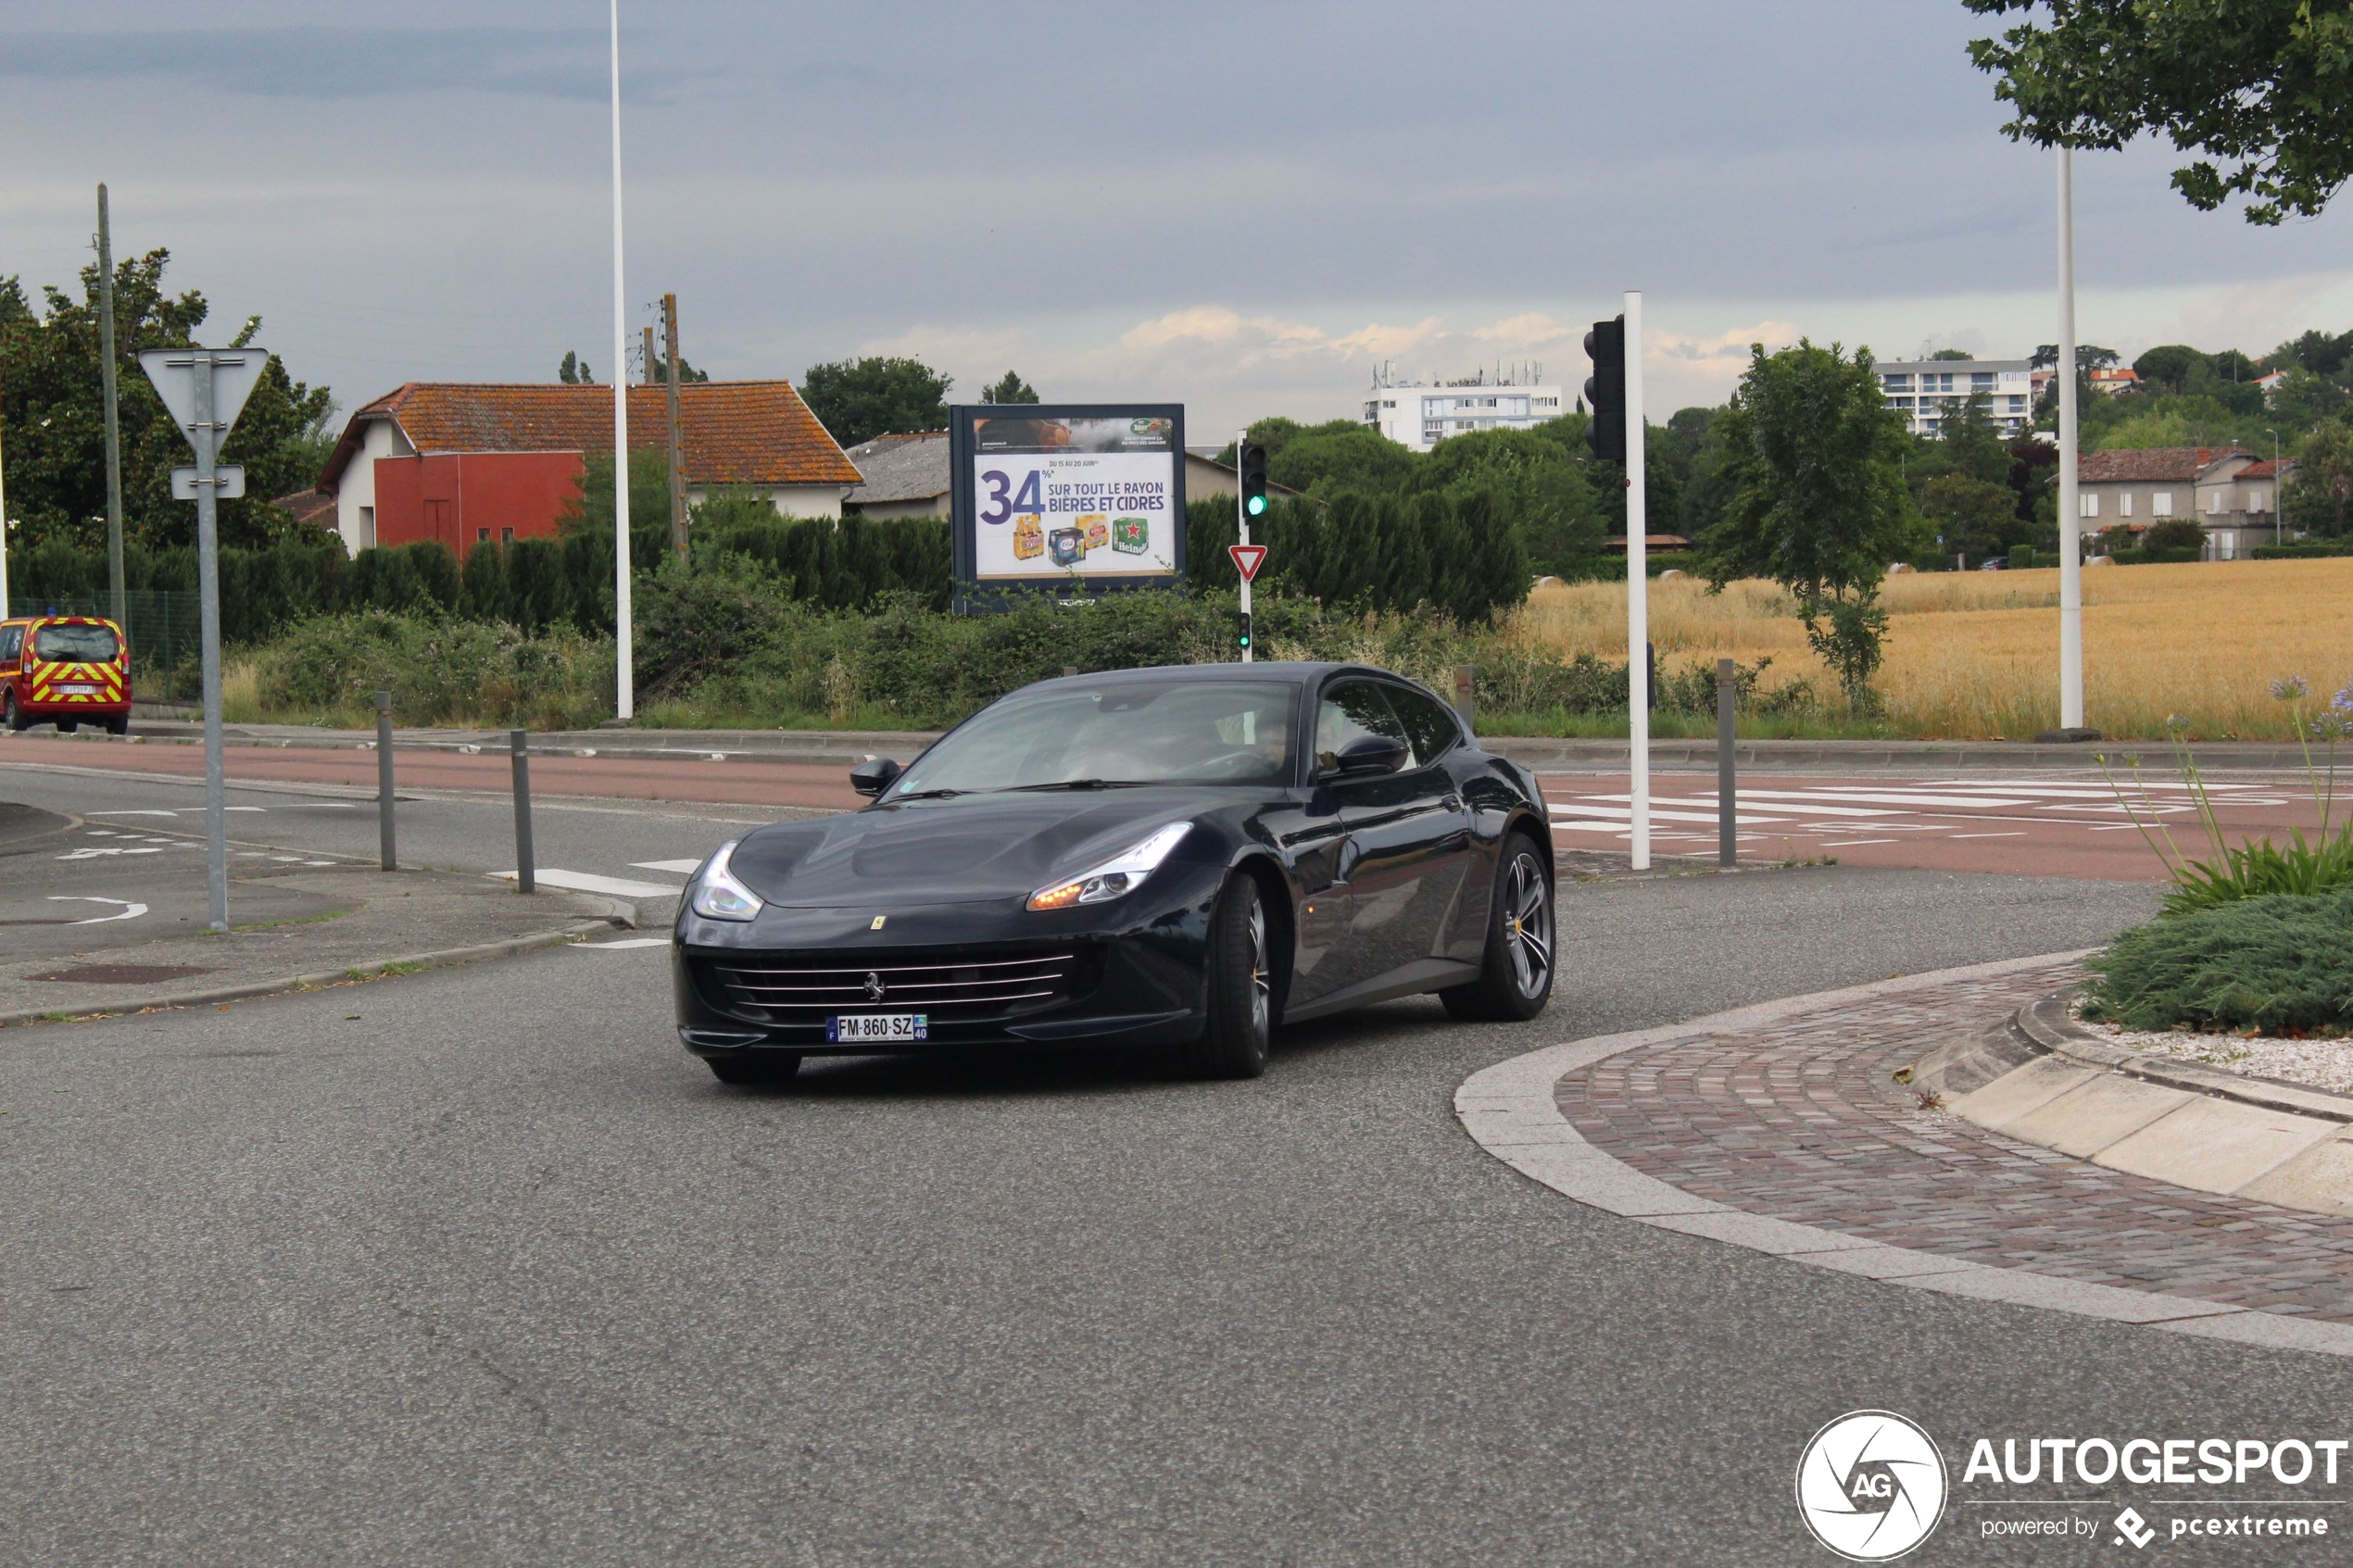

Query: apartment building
<box><xmin>1362</xmin><ymin>369</ymin><xmax>1567</xmax><ymax>452</ymax></box>
<box><xmin>1876</xmin><ymin>358</ymin><xmax>2035</xmax><ymax>438</ymax></box>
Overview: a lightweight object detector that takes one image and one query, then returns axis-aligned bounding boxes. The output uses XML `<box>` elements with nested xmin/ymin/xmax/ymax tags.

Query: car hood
<box><xmin>727</xmin><ymin>791</ymin><xmax>1219</xmax><ymax>908</ymax></box>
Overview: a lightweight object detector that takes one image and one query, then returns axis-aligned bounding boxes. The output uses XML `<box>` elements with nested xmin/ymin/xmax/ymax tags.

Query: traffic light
<box><xmin>1238</xmin><ymin>441</ymin><xmax>1269</xmax><ymax>518</ymax></box>
<box><xmin>1236</xmin><ymin>610</ymin><xmax>1253</xmax><ymax>652</ymax></box>
<box><xmin>1584</xmin><ymin>315</ymin><xmax>1626</xmax><ymax>464</ymax></box>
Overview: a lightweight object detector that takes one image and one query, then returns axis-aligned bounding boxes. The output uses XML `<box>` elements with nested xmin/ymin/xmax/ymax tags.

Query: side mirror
<box><xmin>1327</xmin><ymin>734</ymin><xmax>1409</xmax><ymax>779</ymax></box>
<box><xmin>849</xmin><ymin>757</ymin><xmax>902</xmax><ymax>797</ymax></box>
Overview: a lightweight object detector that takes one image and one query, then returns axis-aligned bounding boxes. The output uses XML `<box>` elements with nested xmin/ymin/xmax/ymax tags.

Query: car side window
<box><xmin>1315</xmin><ymin>680</ymin><xmax>1409</xmax><ymax>772</ymax></box>
<box><xmin>0</xmin><ymin>627</ymin><xmax>20</xmax><ymax>665</ymax></box>
<box><xmin>1383</xmin><ymin>684</ymin><xmax>1461</xmax><ymax>767</ymax></box>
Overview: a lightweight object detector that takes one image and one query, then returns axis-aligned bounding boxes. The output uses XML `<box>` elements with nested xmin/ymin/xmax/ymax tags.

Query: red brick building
<box><xmin>314</xmin><ymin>382</ymin><xmax>862</xmax><ymax>558</ymax></box>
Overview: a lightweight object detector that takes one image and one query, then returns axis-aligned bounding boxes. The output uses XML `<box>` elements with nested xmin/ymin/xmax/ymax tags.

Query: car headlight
<box><xmin>689</xmin><ymin>840</ymin><xmax>764</xmax><ymax>921</ymax></box>
<box><xmin>1026</xmin><ymin>823</ymin><xmax>1192</xmax><ymax>912</ymax></box>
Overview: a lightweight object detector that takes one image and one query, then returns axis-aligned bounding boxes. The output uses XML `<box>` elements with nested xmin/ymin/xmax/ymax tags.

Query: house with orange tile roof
<box><xmin>2073</xmin><ymin>445</ymin><xmax>2296</xmax><ymax>559</ymax></box>
<box><xmin>313</xmin><ymin>381</ymin><xmax>862</xmax><ymax>558</ymax></box>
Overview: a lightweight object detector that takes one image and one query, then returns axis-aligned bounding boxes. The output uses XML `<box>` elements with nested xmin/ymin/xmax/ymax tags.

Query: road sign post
<box><xmin>139</xmin><ymin>345</ymin><xmax>269</xmax><ymax>933</ymax></box>
<box><xmin>1228</xmin><ymin>537</ymin><xmax>1267</xmax><ymax>665</ymax></box>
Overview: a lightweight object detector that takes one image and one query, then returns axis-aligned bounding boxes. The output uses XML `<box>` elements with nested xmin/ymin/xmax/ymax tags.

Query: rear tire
<box><xmin>1183</xmin><ymin>874</ymin><xmax>1275</xmax><ymax>1079</ymax></box>
<box><xmin>705</xmin><ymin>1051</ymin><xmax>802</xmax><ymax>1086</ymax></box>
<box><xmin>105</xmin><ymin>714</ymin><xmax>129</xmax><ymax>736</ymax></box>
<box><xmin>55</xmin><ymin>719</ymin><xmax>78</xmax><ymax>734</ymax></box>
<box><xmin>1441</xmin><ymin>831</ymin><xmax>1554</xmax><ymax>1023</ymax></box>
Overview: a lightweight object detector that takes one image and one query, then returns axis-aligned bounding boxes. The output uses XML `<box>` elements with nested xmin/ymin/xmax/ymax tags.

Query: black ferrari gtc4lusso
<box><xmin>673</xmin><ymin>662</ymin><xmax>1554</xmax><ymax>1084</ymax></box>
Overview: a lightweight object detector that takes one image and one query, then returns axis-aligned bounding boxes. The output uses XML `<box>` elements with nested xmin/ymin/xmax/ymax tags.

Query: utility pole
<box><xmin>97</xmin><ymin>183</ymin><xmax>126</xmax><ymax>628</ymax></box>
<box><xmin>643</xmin><ymin>325</ymin><xmax>655</xmax><ymax>384</ymax></box>
<box><xmin>0</xmin><ymin>397</ymin><xmax>11</xmax><ymax>620</ymax></box>
<box><xmin>609</xmin><ymin>0</ymin><xmax>633</xmax><ymax>721</ymax></box>
<box><xmin>2267</xmin><ymin>428</ymin><xmax>2282</xmax><ymax>546</ymax></box>
<box><xmin>2056</xmin><ymin>146</ymin><xmax>2085</xmax><ymax>734</ymax></box>
<box><xmin>663</xmin><ymin>292</ymin><xmax>686</xmax><ymax>559</ymax></box>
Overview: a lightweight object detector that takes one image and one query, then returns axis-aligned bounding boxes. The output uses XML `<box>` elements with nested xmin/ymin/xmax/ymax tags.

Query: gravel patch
<box><xmin>2071</xmin><ymin>1000</ymin><xmax>2353</xmax><ymax>1095</ymax></box>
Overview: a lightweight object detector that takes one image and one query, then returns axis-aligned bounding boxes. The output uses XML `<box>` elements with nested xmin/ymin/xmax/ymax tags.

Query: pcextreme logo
<box><xmin>1796</xmin><ymin>1410</ymin><xmax>1949</xmax><ymax>1562</ymax></box>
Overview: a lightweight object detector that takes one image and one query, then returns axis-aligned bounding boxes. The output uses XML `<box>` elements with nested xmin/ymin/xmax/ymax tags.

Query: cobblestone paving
<box><xmin>1556</xmin><ymin>961</ymin><xmax>2353</xmax><ymax>1321</ymax></box>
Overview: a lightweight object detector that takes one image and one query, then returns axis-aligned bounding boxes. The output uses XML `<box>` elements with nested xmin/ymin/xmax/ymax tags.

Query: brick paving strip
<box><xmin>1455</xmin><ymin>953</ymin><xmax>2353</xmax><ymax>1359</ymax></box>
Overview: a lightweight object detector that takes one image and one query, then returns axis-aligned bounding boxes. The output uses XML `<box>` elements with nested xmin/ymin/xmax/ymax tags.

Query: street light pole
<box><xmin>609</xmin><ymin>0</ymin><xmax>634</xmax><ymax>721</ymax></box>
<box><xmin>2056</xmin><ymin>146</ymin><xmax>2084</xmax><ymax>733</ymax></box>
<box><xmin>2266</xmin><ymin>428</ymin><xmax>2281</xmax><ymax>545</ymax></box>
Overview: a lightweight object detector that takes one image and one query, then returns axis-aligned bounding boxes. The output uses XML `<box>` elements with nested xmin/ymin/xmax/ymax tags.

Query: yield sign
<box><xmin>137</xmin><ymin>346</ymin><xmax>271</xmax><ymax>453</ymax></box>
<box><xmin>1227</xmin><ymin>544</ymin><xmax>1268</xmax><ymax>583</ymax></box>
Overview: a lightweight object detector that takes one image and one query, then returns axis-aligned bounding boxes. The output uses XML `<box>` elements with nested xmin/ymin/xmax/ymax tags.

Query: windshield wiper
<box><xmin>1000</xmin><ymin>779</ymin><xmax>1151</xmax><ymax>793</ymax></box>
<box><xmin>891</xmin><ymin>787</ymin><xmax>965</xmax><ymax>801</ymax></box>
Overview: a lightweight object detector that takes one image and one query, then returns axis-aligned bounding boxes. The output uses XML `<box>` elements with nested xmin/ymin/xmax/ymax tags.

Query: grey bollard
<box><xmin>1452</xmin><ymin>663</ymin><xmax>1475</xmax><ymax>733</ymax></box>
<box><xmin>374</xmin><ymin>691</ymin><xmax>396</xmax><ymax>871</ymax></box>
<box><xmin>511</xmin><ymin>729</ymin><xmax>535</xmax><ymax>894</ymax></box>
<box><xmin>1717</xmin><ymin>659</ymin><xmax>1737</xmax><ymax>869</ymax></box>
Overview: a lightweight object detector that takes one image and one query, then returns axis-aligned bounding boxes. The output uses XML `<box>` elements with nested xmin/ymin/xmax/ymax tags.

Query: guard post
<box><xmin>510</xmin><ymin>729</ymin><xmax>535</xmax><ymax>894</ymax></box>
<box><xmin>1717</xmin><ymin>658</ymin><xmax>1737</xmax><ymax>869</ymax></box>
<box><xmin>375</xmin><ymin>691</ymin><xmax>396</xmax><ymax>871</ymax></box>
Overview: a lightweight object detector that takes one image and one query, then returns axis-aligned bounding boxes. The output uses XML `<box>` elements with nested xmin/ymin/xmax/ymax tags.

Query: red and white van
<box><xmin>0</xmin><ymin>615</ymin><xmax>132</xmax><ymax>734</ymax></box>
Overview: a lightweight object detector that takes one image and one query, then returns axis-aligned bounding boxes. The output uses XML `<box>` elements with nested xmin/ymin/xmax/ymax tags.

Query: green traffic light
<box><xmin>1246</xmin><ymin>495</ymin><xmax>1267</xmax><ymax>516</ymax></box>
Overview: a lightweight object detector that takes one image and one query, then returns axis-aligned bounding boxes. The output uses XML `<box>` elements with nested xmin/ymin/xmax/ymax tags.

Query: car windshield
<box><xmin>33</xmin><ymin>624</ymin><xmax>119</xmax><ymax>662</ymax></box>
<box><xmin>894</xmin><ymin>680</ymin><xmax>1298</xmax><ymax>795</ymax></box>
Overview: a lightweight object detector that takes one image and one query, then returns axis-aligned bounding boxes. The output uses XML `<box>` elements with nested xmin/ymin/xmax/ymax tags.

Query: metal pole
<box><xmin>375</xmin><ymin>691</ymin><xmax>396</xmax><ymax>871</ymax></box>
<box><xmin>610</xmin><ymin>0</ymin><xmax>635</xmax><ymax>721</ymax></box>
<box><xmin>2056</xmin><ymin>147</ymin><xmax>2084</xmax><ymax>732</ymax></box>
<box><xmin>510</xmin><ymin>729</ymin><xmax>535</xmax><ymax>894</ymax></box>
<box><xmin>97</xmin><ymin>183</ymin><xmax>126</xmax><ymax>630</ymax></box>
<box><xmin>1236</xmin><ymin>426</ymin><xmax>1252</xmax><ymax>663</ymax></box>
<box><xmin>0</xmin><ymin>401</ymin><xmax>10</xmax><ymax>621</ymax></box>
<box><xmin>195</xmin><ymin>354</ymin><xmax>228</xmax><ymax>931</ymax></box>
<box><xmin>2270</xmin><ymin>429</ymin><xmax>2282</xmax><ymax>545</ymax></box>
<box><xmin>664</xmin><ymin>293</ymin><xmax>686</xmax><ymax>559</ymax></box>
<box><xmin>1625</xmin><ymin>290</ymin><xmax>1649</xmax><ymax>871</ymax></box>
<box><xmin>1717</xmin><ymin>658</ymin><xmax>1737</xmax><ymax>869</ymax></box>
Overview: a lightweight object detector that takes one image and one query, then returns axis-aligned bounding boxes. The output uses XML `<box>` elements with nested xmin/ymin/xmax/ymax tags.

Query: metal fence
<box><xmin>9</xmin><ymin>590</ymin><xmax>204</xmax><ymax>672</ymax></box>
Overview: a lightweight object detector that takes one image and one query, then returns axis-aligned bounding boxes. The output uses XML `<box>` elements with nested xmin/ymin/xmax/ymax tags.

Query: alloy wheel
<box><xmin>1504</xmin><ymin>852</ymin><xmax>1552</xmax><ymax>998</ymax></box>
<box><xmin>1247</xmin><ymin>896</ymin><xmax>1272</xmax><ymax>1042</ymax></box>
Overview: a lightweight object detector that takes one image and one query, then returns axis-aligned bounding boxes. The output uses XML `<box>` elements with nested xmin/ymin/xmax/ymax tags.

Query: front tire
<box><xmin>705</xmin><ymin>1051</ymin><xmax>802</xmax><ymax>1086</ymax></box>
<box><xmin>1</xmin><ymin>692</ymin><xmax>21</xmax><ymax>733</ymax></box>
<box><xmin>56</xmin><ymin>719</ymin><xmax>79</xmax><ymax>734</ymax></box>
<box><xmin>1441</xmin><ymin>831</ymin><xmax>1554</xmax><ymax>1022</ymax></box>
<box><xmin>1183</xmin><ymin>873</ymin><xmax>1274</xmax><ymax>1079</ymax></box>
<box><xmin>105</xmin><ymin>714</ymin><xmax>129</xmax><ymax>736</ymax></box>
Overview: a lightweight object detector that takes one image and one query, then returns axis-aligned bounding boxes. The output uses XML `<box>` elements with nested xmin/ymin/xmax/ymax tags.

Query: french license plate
<box><xmin>58</xmin><ymin>684</ymin><xmax>99</xmax><ymax>695</ymax></box>
<box><xmin>826</xmin><ymin>1012</ymin><xmax>928</xmax><ymax>1044</ymax></box>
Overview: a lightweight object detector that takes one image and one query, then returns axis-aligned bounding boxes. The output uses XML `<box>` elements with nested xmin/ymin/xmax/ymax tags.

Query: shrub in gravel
<box><xmin>2083</xmin><ymin>889</ymin><xmax>2353</xmax><ymax>1035</ymax></box>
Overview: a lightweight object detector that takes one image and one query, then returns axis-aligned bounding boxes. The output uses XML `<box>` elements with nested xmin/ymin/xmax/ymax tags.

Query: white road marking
<box><xmin>1735</xmin><ymin>787</ymin><xmax>2035</xmax><ymax>809</ymax></box>
<box><xmin>47</xmin><ymin>897</ymin><xmax>146</xmax><ymax>923</ymax></box>
<box><xmin>572</xmin><ymin>936</ymin><xmax>671</xmax><ymax>950</ymax></box>
<box><xmin>496</xmin><ymin>869</ymin><xmax>684</xmax><ymax>898</ymax></box>
<box><xmin>57</xmin><ymin>846</ymin><xmax>164</xmax><ymax>859</ymax></box>
<box><xmin>86</xmin><ymin>809</ymin><xmax>179</xmax><ymax>818</ymax></box>
<box><xmin>629</xmin><ymin>859</ymin><xmax>703</xmax><ymax>875</ymax></box>
<box><xmin>1546</xmin><ymin>802</ymin><xmax>1794</xmax><ymax>826</ymax></box>
<box><xmin>1820</xmin><ymin>838</ymin><xmax>1897</xmax><ymax>847</ymax></box>
<box><xmin>1947</xmin><ymin>831</ymin><xmax>2026</xmax><ymax>839</ymax></box>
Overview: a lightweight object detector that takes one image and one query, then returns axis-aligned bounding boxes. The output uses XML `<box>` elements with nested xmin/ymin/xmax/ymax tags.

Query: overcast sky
<box><xmin>7</xmin><ymin>2</ymin><xmax>2352</xmax><ymax>440</ymax></box>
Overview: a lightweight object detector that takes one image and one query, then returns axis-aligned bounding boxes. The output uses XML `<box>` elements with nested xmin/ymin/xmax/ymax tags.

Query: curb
<box><xmin>1455</xmin><ymin>952</ymin><xmax>2353</xmax><ymax>1361</ymax></box>
<box><xmin>2014</xmin><ymin>995</ymin><xmax>2353</xmax><ymax>1126</ymax></box>
<box><xmin>0</xmin><ymin>908</ymin><xmax>635</xmax><ymax>1031</ymax></box>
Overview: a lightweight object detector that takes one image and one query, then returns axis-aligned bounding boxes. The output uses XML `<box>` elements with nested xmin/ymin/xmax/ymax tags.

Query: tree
<box><xmin>978</xmin><ymin>370</ymin><xmax>1038</xmax><ymax>404</ymax></box>
<box><xmin>2143</xmin><ymin>518</ymin><xmax>2208</xmax><ymax>553</ymax></box>
<box><xmin>1967</xmin><ymin>2</ymin><xmax>2353</xmax><ymax>224</ymax></box>
<box><xmin>799</xmin><ymin>356</ymin><xmax>950</xmax><ymax>446</ymax></box>
<box><xmin>2133</xmin><ymin>344</ymin><xmax>2211</xmax><ymax>395</ymax></box>
<box><xmin>1928</xmin><ymin>347</ymin><xmax>1974</xmax><ymax>361</ymax></box>
<box><xmin>1265</xmin><ymin>420</ymin><xmax>1419</xmax><ymax>495</ymax></box>
<box><xmin>2294</xmin><ymin>419</ymin><xmax>2353</xmax><ymax>536</ymax></box>
<box><xmin>0</xmin><ymin>248</ymin><xmax>335</xmax><ymax>551</ymax></box>
<box><xmin>558</xmin><ymin>351</ymin><xmax>594</xmax><ymax>384</ymax></box>
<box><xmin>1922</xmin><ymin>474</ymin><xmax>2017</xmax><ymax>561</ymax></box>
<box><xmin>1694</xmin><ymin>341</ymin><xmax>1920</xmax><ymax>707</ymax></box>
<box><xmin>649</xmin><ymin>351</ymin><xmax>708</xmax><ymax>384</ymax></box>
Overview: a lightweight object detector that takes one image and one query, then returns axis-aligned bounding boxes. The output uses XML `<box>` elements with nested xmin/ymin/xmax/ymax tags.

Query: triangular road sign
<box><xmin>1228</xmin><ymin>543</ymin><xmax>1268</xmax><ymax>583</ymax></box>
<box><xmin>137</xmin><ymin>346</ymin><xmax>271</xmax><ymax>454</ymax></box>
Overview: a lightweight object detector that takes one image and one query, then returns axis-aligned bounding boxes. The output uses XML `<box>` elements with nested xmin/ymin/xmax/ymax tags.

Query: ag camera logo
<box><xmin>1796</xmin><ymin>1411</ymin><xmax>1948</xmax><ymax>1561</ymax></box>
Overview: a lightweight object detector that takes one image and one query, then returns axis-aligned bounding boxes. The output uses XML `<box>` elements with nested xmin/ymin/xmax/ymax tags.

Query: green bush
<box><xmin>2084</xmin><ymin>890</ymin><xmax>2353</xmax><ymax>1034</ymax></box>
<box><xmin>256</xmin><ymin>610</ymin><xmax>614</xmax><ymax>728</ymax></box>
<box><xmin>2158</xmin><ymin>824</ymin><xmax>2353</xmax><ymax>915</ymax></box>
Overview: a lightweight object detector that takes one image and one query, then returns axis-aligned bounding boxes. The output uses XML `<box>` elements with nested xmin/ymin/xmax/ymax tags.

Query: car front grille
<box><xmin>695</xmin><ymin>945</ymin><xmax>1099</xmax><ymax>1029</ymax></box>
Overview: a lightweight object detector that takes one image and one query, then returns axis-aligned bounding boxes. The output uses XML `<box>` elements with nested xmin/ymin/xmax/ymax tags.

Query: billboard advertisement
<box><xmin>950</xmin><ymin>404</ymin><xmax>1186</xmax><ymax>608</ymax></box>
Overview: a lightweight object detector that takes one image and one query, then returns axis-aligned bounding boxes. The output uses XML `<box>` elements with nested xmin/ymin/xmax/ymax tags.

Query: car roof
<box><xmin>1027</xmin><ymin>660</ymin><xmax>1388</xmax><ymax>690</ymax></box>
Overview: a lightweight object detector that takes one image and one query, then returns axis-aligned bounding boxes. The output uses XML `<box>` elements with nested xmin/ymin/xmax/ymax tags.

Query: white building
<box><xmin>1876</xmin><ymin>358</ymin><xmax>2035</xmax><ymax>439</ymax></box>
<box><xmin>1362</xmin><ymin>369</ymin><xmax>1567</xmax><ymax>452</ymax></box>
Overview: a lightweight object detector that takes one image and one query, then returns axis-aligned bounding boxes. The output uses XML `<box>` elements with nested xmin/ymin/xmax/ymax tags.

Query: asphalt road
<box><xmin>5</xmin><ymin>768</ymin><xmax>2347</xmax><ymax>1564</ymax></box>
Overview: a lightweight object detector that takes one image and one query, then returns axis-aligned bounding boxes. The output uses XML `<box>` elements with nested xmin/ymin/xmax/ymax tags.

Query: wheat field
<box><xmin>1509</xmin><ymin>558</ymin><xmax>2353</xmax><ymax>740</ymax></box>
